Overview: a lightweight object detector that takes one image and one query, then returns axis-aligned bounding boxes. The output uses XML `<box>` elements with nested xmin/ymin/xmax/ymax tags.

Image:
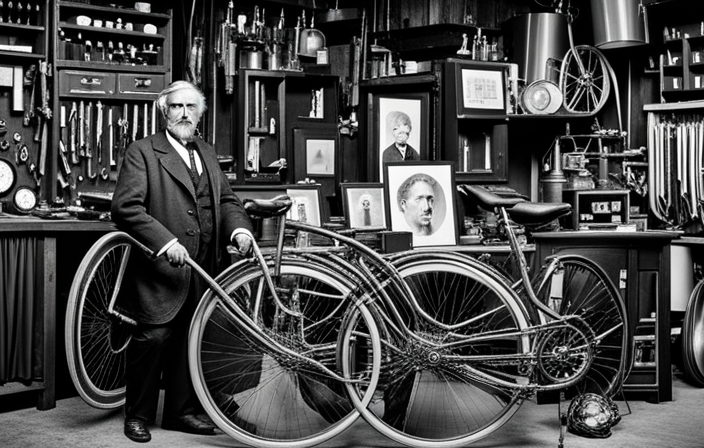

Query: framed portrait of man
<box><xmin>384</xmin><ymin>161</ymin><xmax>458</xmax><ymax>247</ymax></box>
<box><xmin>340</xmin><ymin>182</ymin><xmax>386</xmax><ymax>230</ymax></box>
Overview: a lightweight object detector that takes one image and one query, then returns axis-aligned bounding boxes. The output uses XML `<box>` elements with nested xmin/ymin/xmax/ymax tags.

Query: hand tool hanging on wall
<box><xmin>143</xmin><ymin>102</ymin><xmax>148</xmax><ymax>138</ymax></box>
<box><xmin>57</xmin><ymin>105</ymin><xmax>71</xmax><ymax>179</ymax></box>
<box><xmin>107</xmin><ymin>106</ymin><xmax>115</xmax><ymax>168</ymax></box>
<box><xmin>36</xmin><ymin>60</ymin><xmax>51</xmax><ymax>179</ymax></box>
<box><xmin>96</xmin><ymin>101</ymin><xmax>104</xmax><ymax>179</ymax></box>
<box><xmin>84</xmin><ymin>101</ymin><xmax>95</xmax><ymax>180</ymax></box>
<box><xmin>69</xmin><ymin>101</ymin><xmax>79</xmax><ymax>164</ymax></box>
<box><xmin>78</xmin><ymin>100</ymin><xmax>85</xmax><ymax>158</ymax></box>
<box><xmin>22</xmin><ymin>64</ymin><xmax>36</xmax><ymax>125</ymax></box>
<box><xmin>132</xmin><ymin>103</ymin><xmax>139</xmax><ymax>144</ymax></box>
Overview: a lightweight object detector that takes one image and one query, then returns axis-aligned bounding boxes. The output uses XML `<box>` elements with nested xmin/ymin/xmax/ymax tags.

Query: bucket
<box><xmin>510</xmin><ymin>13</ymin><xmax>569</xmax><ymax>85</ymax></box>
<box><xmin>591</xmin><ymin>0</ymin><xmax>646</xmax><ymax>49</ymax></box>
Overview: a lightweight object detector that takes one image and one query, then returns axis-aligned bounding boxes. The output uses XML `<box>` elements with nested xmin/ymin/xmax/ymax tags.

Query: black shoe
<box><xmin>124</xmin><ymin>418</ymin><xmax>151</xmax><ymax>443</ymax></box>
<box><xmin>162</xmin><ymin>414</ymin><xmax>217</xmax><ymax>436</ymax></box>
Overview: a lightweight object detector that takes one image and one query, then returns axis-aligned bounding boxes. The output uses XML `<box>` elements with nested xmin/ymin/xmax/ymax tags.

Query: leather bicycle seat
<box><xmin>242</xmin><ymin>195</ymin><xmax>292</xmax><ymax>218</ymax></box>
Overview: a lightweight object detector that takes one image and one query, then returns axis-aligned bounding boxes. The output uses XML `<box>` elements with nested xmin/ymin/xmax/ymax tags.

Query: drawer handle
<box><xmin>134</xmin><ymin>78</ymin><xmax>152</xmax><ymax>88</ymax></box>
<box><xmin>81</xmin><ymin>77</ymin><xmax>103</xmax><ymax>86</ymax></box>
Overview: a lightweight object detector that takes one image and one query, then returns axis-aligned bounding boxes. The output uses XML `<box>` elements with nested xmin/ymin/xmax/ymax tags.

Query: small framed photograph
<box><xmin>340</xmin><ymin>182</ymin><xmax>387</xmax><ymax>230</ymax></box>
<box><xmin>293</xmin><ymin>127</ymin><xmax>338</xmax><ymax>178</ymax></box>
<box><xmin>286</xmin><ymin>184</ymin><xmax>323</xmax><ymax>226</ymax></box>
<box><xmin>452</xmin><ymin>61</ymin><xmax>508</xmax><ymax>117</ymax></box>
<box><xmin>384</xmin><ymin>161</ymin><xmax>458</xmax><ymax>247</ymax></box>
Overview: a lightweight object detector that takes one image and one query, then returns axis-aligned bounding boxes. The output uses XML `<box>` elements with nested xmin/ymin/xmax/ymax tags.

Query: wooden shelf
<box><xmin>644</xmin><ymin>100</ymin><xmax>704</xmax><ymax>111</ymax></box>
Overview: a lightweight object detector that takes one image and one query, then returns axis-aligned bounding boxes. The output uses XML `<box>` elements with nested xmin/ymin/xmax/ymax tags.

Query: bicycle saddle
<box><xmin>242</xmin><ymin>195</ymin><xmax>293</xmax><ymax>218</ymax></box>
<box><xmin>458</xmin><ymin>184</ymin><xmax>571</xmax><ymax>226</ymax></box>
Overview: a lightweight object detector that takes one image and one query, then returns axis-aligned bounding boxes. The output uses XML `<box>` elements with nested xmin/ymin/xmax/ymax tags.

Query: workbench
<box><xmin>0</xmin><ymin>217</ymin><xmax>114</xmax><ymax>410</ymax></box>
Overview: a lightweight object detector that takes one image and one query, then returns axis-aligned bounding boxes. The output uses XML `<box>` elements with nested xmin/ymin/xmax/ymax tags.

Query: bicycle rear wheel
<box><xmin>65</xmin><ymin>231</ymin><xmax>134</xmax><ymax>409</ymax></box>
<box><xmin>344</xmin><ymin>252</ymin><xmax>531</xmax><ymax>448</ymax></box>
<box><xmin>533</xmin><ymin>255</ymin><xmax>629</xmax><ymax>397</ymax></box>
<box><xmin>682</xmin><ymin>279</ymin><xmax>704</xmax><ymax>386</ymax></box>
<box><xmin>189</xmin><ymin>260</ymin><xmax>380</xmax><ymax>448</ymax></box>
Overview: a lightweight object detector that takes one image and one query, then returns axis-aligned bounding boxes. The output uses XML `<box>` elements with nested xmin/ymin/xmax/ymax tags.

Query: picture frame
<box><xmin>286</xmin><ymin>184</ymin><xmax>324</xmax><ymax>226</ymax></box>
<box><xmin>453</xmin><ymin>61</ymin><xmax>508</xmax><ymax>117</ymax></box>
<box><xmin>293</xmin><ymin>127</ymin><xmax>338</xmax><ymax>178</ymax></box>
<box><xmin>340</xmin><ymin>182</ymin><xmax>387</xmax><ymax>230</ymax></box>
<box><xmin>384</xmin><ymin>161</ymin><xmax>458</xmax><ymax>247</ymax></box>
<box><xmin>368</xmin><ymin>92</ymin><xmax>430</xmax><ymax>181</ymax></box>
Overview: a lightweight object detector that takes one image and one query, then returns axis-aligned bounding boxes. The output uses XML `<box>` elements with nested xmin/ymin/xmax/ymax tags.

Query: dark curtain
<box><xmin>0</xmin><ymin>237</ymin><xmax>38</xmax><ymax>384</ymax></box>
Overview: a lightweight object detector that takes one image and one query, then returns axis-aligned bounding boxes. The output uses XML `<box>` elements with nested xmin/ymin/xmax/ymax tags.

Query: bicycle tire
<box><xmin>533</xmin><ymin>255</ymin><xmax>629</xmax><ymax>397</ymax></box>
<box><xmin>189</xmin><ymin>259</ymin><xmax>381</xmax><ymax>448</ymax></box>
<box><xmin>559</xmin><ymin>45</ymin><xmax>611</xmax><ymax>115</ymax></box>
<box><xmin>682</xmin><ymin>279</ymin><xmax>704</xmax><ymax>387</ymax></box>
<box><xmin>65</xmin><ymin>231</ymin><xmax>134</xmax><ymax>409</ymax></box>
<box><xmin>344</xmin><ymin>252</ymin><xmax>532</xmax><ymax>448</ymax></box>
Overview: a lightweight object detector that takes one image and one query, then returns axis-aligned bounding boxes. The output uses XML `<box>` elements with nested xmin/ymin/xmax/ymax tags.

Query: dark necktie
<box><xmin>185</xmin><ymin>142</ymin><xmax>200</xmax><ymax>184</ymax></box>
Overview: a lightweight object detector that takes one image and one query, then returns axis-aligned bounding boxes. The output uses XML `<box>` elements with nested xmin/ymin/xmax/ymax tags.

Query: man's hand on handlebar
<box><xmin>234</xmin><ymin>233</ymin><xmax>253</xmax><ymax>256</ymax></box>
<box><xmin>166</xmin><ymin>242</ymin><xmax>190</xmax><ymax>267</ymax></box>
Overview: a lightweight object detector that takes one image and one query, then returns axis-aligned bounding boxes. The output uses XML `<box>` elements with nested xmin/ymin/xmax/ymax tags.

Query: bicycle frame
<box><xmin>241</xmin><ymin>215</ymin><xmax>597</xmax><ymax>396</ymax></box>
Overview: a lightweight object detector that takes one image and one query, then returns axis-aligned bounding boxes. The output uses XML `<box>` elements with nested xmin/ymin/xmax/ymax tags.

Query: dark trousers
<box><xmin>124</xmin><ymin>274</ymin><xmax>204</xmax><ymax>425</ymax></box>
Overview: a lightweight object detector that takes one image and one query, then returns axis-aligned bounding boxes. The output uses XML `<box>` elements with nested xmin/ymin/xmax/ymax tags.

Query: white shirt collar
<box><xmin>165</xmin><ymin>131</ymin><xmax>202</xmax><ymax>174</ymax></box>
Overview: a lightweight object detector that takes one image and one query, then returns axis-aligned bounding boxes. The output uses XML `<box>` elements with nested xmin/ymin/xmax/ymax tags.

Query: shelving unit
<box><xmin>50</xmin><ymin>0</ymin><xmax>172</xmax><ymax>204</ymax></box>
<box><xmin>234</xmin><ymin>69</ymin><xmax>339</xmax><ymax>215</ymax></box>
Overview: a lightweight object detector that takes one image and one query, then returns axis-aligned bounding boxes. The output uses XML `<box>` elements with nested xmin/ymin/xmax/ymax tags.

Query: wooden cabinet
<box><xmin>534</xmin><ymin>230</ymin><xmax>678</xmax><ymax>403</ymax></box>
<box><xmin>443</xmin><ymin>59</ymin><xmax>513</xmax><ymax>183</ymax></box>
<box><xmin>50</xmin><ymin>1</ymin><xmax>172</xmax><ymax>203</ymax></box>
<box><xmin>234</xmin><ymin>69</ymin><xmax>339</xmax><ymax>214</ymax></box>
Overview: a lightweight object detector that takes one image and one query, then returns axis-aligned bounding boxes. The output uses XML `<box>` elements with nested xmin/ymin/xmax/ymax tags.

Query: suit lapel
<box><xmin>152</xmin><ymin>131</ymin><xmax>196</xmax><ymax>197</ymax></box>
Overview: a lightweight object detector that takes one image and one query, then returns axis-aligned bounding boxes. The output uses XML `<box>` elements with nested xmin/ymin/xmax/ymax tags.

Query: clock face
<box><xmin>13</xmin><ymin>187</ymin><xmax>37</xmax><ymax>213</ymax></box>
<box><xmin>0</xmin><ymin>159</ymin><xmax>16</xmax><ymax>195</ymax></box>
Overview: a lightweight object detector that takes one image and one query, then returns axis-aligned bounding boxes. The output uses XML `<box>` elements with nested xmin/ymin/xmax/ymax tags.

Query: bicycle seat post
<box><xmin>274</xmin><ymin>215</ymin><xmax>287</xmax><ymax>278</ymax></box>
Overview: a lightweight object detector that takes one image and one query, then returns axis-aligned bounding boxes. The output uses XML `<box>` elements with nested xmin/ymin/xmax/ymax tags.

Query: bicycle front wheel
<box><xmin>189</xmin><ymin>260</ymin><xmax>380</xmax><ymax>448</ymax></box>
<box><xmin>65</xmin><ymin>231</ymin><xmax>134</xmax><ymax>409</ymax></box>
<box><xmin>346</xmin><ymin>253</ymin><xmax>531</xmax><ymax>448</ymax></box>
<box><xmin>559</xmin><ymin>45</ymin><xmax>611</xmax><ymax>114</ymax></box>
<box><xmin>533</xmin><ymin>255</ymin><xmax>629</xmax><ymax>397</ymax></box>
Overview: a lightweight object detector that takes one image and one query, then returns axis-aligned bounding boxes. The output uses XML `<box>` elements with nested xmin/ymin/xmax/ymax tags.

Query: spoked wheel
<box><xmin>65</xmin><ymin>231</ymin><xmax>135</xmax><ymax>409</ymax></box>
<box><xmin>344</xmin><ymin>252</ymin><xmax>532</xmax><ymax>448</ymax></box>
<box><xmin>682</xmin><ymin>280</ymin><xmax>704</xmax><ymax>386</ymax></box>
<box><xmin>189</xmin><ymin>260</ymin><xmax>381</xmax><ymax>448</ymax></box>
<box><xmin>559</xmin><ymin>45</ymin><xmax>611</xmax><ymax>114</ymax></box>
<box><xmin>533</xmin><ymin>255</ymin><xmax>629</xmax><ymax>398</ymax></box>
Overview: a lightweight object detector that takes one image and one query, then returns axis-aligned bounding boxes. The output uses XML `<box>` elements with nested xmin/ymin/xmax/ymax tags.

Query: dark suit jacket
<box><xmin>111</xmin><ymin>131</ymin><xmax>253</xmax><ymax>324</ymax></box>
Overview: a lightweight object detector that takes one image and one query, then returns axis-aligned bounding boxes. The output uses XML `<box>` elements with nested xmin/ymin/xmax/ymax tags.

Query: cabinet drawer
<box><xmin>117</xmin><ymin>73</ymin><xmax>166</xmax><ymax>96</ymax></box>
<box><xmin>59</xmin><ymin>71</ymin><xmax>116</xmax><ymax>96</ymax></box>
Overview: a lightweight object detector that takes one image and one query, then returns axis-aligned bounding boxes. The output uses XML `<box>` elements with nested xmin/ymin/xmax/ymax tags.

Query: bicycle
<box><xmin>65</xmin><ymin>189</ymin><xmax>628</xmax><ymax>448</ymax></box>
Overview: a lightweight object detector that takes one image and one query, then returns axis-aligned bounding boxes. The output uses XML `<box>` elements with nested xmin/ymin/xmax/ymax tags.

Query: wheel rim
<box><xmin>534</xmin><ymin>257</ymin><xmax>628</xmax><ymax>397</ymax></box>
<box><xmin>559</xmin><ymin>45</ymin><xmax>611</xmax><ymax>114</ymax></box>
<box><xmin>65</xmin><ymin>233</ymin><xmax>132</xmax><ymax>409</ymax></box>
<box><xmin>190</xmin><ymin>262</ymin><xmax>378</xmax><ymax>448</ymax></box>
<box><xmin>351</xmin><ymin>256</ymin><xmax>530</xmax><ymax>447</ymax></box>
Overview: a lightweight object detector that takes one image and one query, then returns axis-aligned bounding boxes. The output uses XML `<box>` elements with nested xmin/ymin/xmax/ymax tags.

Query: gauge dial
<box><xmin>13</xmin><ymin>186</ymin><xmax>37</xmax><ymax>213</ymax></box>
<box><xmin>0</xmin><ymin>159</ymin><xmax>16</xmax><ymax>195</ymax></box>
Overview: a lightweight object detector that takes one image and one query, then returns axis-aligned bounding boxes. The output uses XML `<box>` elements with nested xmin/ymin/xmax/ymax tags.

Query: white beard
<box><xmin>168</xmin><ymin>121</ymin><xmax>197</xmax><ymax>141</ymax></box>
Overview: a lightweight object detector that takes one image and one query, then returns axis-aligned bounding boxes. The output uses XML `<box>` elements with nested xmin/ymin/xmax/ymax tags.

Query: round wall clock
<box><xmin>12</xmin><ymin>186</ymin><xmax>38</xmax><ymax>214</ymax></box>
<box><xmin>0</xmin><ymin>158</ymin><xmax>16</xmax><ymax>195</ymax></box>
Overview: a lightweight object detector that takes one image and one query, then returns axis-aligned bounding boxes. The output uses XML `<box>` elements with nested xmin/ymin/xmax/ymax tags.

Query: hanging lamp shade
<box><xmin>510</xmin><ymin>13</ymin><xmax>569</xmax><ymax>85</ymax></box>
<box><xmin>591</xmin><ymin>0</ymin><xmax>647</xmax><ymax>49</ymax></box>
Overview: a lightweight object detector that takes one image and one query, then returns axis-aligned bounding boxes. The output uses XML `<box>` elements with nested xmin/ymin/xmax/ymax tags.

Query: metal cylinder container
<box><xmin>511</xmin><ymin>13</ymin><xmax>569</xmax><ymax>85</ymax></box>
<box><xmin>591</xmin><ymin>0</ymin><xmax>646</xmax><ymax>49</ymax></box>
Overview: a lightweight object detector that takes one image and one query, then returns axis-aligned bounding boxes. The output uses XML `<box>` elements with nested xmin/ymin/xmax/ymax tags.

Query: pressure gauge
<box><xmin>12</xmin><ymin>186</ymin><xmax>38</xmax><ymax>214</ymax></box>
<box><xmin>0</xmin><ymin>158</ymin><xmax>16</xmax><ymax>195</ymax></box>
